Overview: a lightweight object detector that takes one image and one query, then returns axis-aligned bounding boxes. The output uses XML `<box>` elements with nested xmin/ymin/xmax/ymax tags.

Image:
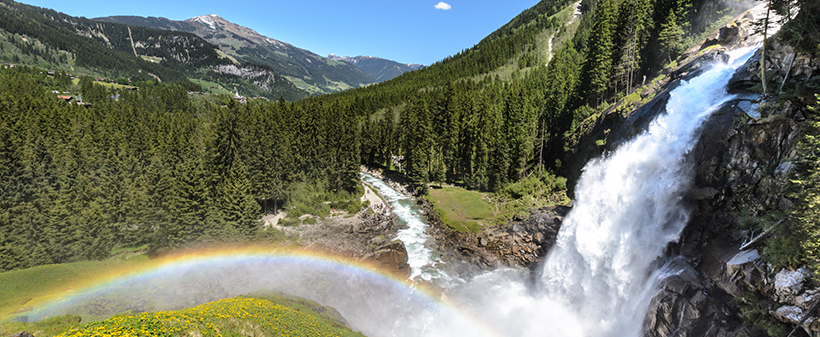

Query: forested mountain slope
<box><xmin>303</xmin><ymin>0</ymin><xmax>752</xmax><ymax>193</ymax></box>
<box><xmin>0</xmin><ymin>0</ymin><xmax>308</xmax><ymax>100</ymax></box>
<box><xmin>96</xmin><ymin>15</ymin><xmax>378</xmax><ymax>95</ymax></box>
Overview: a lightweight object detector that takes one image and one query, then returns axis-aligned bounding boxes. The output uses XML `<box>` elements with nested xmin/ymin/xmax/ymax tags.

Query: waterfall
<box><xmin>385</xmin><ymin>47</ymin><xmax>759</xmax><ymax>337</ymax></box>
<box><xmin>534</xmin><ymin>47</ymin><xmax>757</xmax><ymax>336</ymax></box>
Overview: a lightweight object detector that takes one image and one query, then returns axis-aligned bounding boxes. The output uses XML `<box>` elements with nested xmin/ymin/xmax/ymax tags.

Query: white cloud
<box><xmin>434</xmin><ymin>2</ymin><xmax>452</xmax><ymax>10</ymax></box>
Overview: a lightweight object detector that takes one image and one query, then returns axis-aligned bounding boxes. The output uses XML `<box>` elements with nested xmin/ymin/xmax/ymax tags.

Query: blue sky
<box><xmin>18</xmin><ymin>0</ymin><xmax>540</xmax><ymax>65</ymax></box>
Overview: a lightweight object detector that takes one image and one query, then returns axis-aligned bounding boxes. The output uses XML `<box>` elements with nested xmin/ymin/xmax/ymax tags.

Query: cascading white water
<box><xmin>535</xmin><ymin>47</ymin><xmax>757</xmax><ymax>336</ymax></box>
<box><xmin>360</xmin><ymin>173</ymin><xmax>449</xmax><ymax>282</ymax></box>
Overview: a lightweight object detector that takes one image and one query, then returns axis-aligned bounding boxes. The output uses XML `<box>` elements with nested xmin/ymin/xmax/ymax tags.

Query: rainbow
<box><xmin>15</xmin><ymin>245</ymin><xmax>503</xmax><ymax>337</ymax></box>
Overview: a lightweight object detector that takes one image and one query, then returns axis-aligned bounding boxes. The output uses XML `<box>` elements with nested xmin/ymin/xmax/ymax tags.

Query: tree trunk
<box><xmin>538</xmin><ymin>119</ymin><xmax>546</xmax><ymax>168</ymax></box>
<box><xmin>761</xmin><ymin>2</ymin><xmax>770</xmax><ymax>95</ymax></box>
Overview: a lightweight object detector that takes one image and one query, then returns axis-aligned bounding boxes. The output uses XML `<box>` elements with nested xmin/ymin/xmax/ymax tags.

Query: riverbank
<box><xmin>360</xmin><ymin>165</ymin><xmax>573</xmax><ymax>272</ymax></box>
<box><xmin>360</xmin><ymin>166</ymin><xmax>417</xmax><ymax>197</ymax></box>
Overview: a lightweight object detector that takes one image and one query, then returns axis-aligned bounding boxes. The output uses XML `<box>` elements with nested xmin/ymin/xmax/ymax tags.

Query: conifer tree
<box><xmin>658</xmin><ymin>9</ymin><xmax>684</xmax><ymax>63</ymax></box>
<box><xmin>585</xmin><ymin>0</ymin><xmax>618</xmax><ymax>103</ymax></box>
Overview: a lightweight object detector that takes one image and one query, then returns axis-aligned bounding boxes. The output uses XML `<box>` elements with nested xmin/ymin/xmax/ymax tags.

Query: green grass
<box><xmin>0</xmin><ymin>315</ymin><xmax>83</xmax><ymax>337</ymax></box>
<box><xmin>2</xmin><ymin>295</ymin><xmax>365</xmax><ymax>337</ymax></box>
<box><xmin>189</xmin><ymin>78</ymin><xmax>232</xmax><ymax>95</ymax></box>
<box><xmin>70</xmin><ymin>78</ymin><xmax>135</xmax><ymax>90</ymax></box>
<box><xmin>0</xmin><ymin>260</ymin><xmax>146</xmax><ymax>320</ymax></box>
<box><xmin>284</xmin><ymin>76</ymin><xmax>325</xmax><ymax>95</ymax></box>
<box><xmin>428</xmin><ymin>187</ymin><xmax>495</xmax><ymax>232</ymax></box>
<box><xmin>428</xmin><ymin>173</ymin><xmax>570</xmax><ymax>232</ymax></box>
<box><xmin>55</xmin><ymin>296</ymin><xmax>365</xmax><ymax>337</ymax></box>
<box><xmin>697</xmin><ymin>44</ymin><xmax>723</xmax><ymax>57</ymax></box>
<box><xmin>0</xmin><ymin>256</ymin><xmax>363</xmax><ymax>336</ymax></box>
<box><xmin>286</xmin><ymin>182</ymin><xmax>364</xmax><ymax>219</ymax></box>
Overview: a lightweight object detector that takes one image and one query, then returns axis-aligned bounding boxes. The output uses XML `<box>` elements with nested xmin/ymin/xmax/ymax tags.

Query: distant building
<box><xmin>234</xmin><ymin>88</ymin><xmax>247</xmax><ymax>104</ymax></box>
<box><xmin>56</xmin><ymin>95</ymin><xmax>74</xmax><ymax>102</ymax></box>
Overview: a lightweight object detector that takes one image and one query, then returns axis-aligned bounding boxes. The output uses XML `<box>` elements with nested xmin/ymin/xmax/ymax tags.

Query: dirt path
<box><xmin>547</xmin><ymin>33</ymin><xmax>555</xmax><ymax>66</ymax></box>
<box><xmin>361</xmin><ymin>183</ymin><xmax>386</xmax><ymax>209</ymax></box>
<box><xmin>261</xmin><ymin>212</ymin><xmax>288</xmax><ymax>227</ymax></box>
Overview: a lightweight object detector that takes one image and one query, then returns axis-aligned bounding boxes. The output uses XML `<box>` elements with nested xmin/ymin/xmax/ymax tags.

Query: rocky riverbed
<box><xmin>423</xmin><ymin>199</ymin><xmax>568</xmax><ymax>271</ymax></box>
<box><xmin>270</xmin><ymin>210</ymin><xmax>412</xmax><ymax>278</ymax></box>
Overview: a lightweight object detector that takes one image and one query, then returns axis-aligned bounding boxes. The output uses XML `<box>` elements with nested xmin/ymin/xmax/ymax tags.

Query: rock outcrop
<box><xmin>642</xmin><ymin>43</ymin><xmax>819</xmax><ymax>336</ymax></box>
<box><xmin>424</xmin><ymin>199</ymin><xmax>568</xmax><ymax>271</ymax></box>
<box><xmin>729</xmin><ymin>39</ymin><xmax>820</xmax><ymax>94</ymax></box>
<box><xmin>282</xmin><ymin>210</ymin><xmax>412</xmax><ymax>276</ymax></box>
<box><xmin>364</xmin><ymin>240</ymin><xmax>411</xmax><ymax>278</ymax></box>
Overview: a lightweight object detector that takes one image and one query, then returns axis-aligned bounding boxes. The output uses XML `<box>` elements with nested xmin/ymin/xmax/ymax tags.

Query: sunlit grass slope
<box><xmin>0</xmin><ymin>258</ymin><xmax>147</xmax><ymax>320</ymax></box>
<box><xmin>428</xmin><ymin>187</ymin><xmax>496</xmax><ymax>232</ymax></box>
<box><xmin>55</xmin><ymin>296</ymin><xmax>364</xmax><ymax>337</ymax></box>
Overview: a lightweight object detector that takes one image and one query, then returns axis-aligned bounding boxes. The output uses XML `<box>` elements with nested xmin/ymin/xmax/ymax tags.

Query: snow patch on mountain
<box><xmin>188</xmin><ymin>14</ymin><xmax>219</xmax><ymax>30</ymax></box>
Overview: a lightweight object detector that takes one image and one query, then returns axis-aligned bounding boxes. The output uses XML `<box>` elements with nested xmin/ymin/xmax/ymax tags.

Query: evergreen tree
<box><xmin>658</xmin><ymin>9</ymin><xmax>684</xmax><ymax>63</ymax></box>
<box><xmin>585</xmin><ymin>0</ymin><xmax>618</xmax><ymax>103</ymax></box>
<box><xmin>614</xmin><ymin>0</ymin><xmax>653</xmax><ymax>93</ymax></box>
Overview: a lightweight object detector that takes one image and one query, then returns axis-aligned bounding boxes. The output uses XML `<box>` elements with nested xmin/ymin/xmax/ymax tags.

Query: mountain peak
<box><xmin>185</xmin><ymin>14</ymin><xmax>224</xmax><ymax>29</ymax></box>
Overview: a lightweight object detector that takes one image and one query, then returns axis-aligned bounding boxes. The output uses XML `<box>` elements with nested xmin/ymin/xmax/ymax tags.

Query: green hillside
<box><xmin>0</xmin><ymin>294</ymin><xmax>364</xmax><ymax>337</ymax></box>
<box><xmin>0</xmin><ymin>64</ymin><xmax>356</xmax><ymax>273</ymax></box>
<box><xmin>54</xmin><ymin>296</ymin><xmax>364</xmax><ymax>337</ymax></box>
<box><xmin>0</xmin><ymin>258</ymin><xmax>145</xmax><ymax>320</ymax></box>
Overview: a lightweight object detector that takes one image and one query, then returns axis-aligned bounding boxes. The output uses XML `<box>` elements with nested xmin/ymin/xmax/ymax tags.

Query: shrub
<box><xmin>498</xmin><ymin>169</ymin><xmax>567</xmax><ymax>200</ymax></box>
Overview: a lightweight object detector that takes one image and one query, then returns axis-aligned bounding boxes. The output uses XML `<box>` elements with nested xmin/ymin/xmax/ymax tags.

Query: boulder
<box><xmin>368</xmin><ymin>240</ymin><xmax>411</xmax><ymax>278</ymax></box>
<box><xmin>644</xmin><ymin>258</ymin><xmax>732</xmax><ymax>337</ymax></box>
<box><xmin>702</xmin><ymin>14</ymin><xmax>752</xmax><ymax>51</ymax></box>
<box><xmin>772</xmin><ymin>305</ymin><xmax>805</xmax><ymax>324</ymax></box>
<box><xmin>774</xmin><ymin>267</ymin><xmax>810</xmax><ymax>303</ymax></box>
